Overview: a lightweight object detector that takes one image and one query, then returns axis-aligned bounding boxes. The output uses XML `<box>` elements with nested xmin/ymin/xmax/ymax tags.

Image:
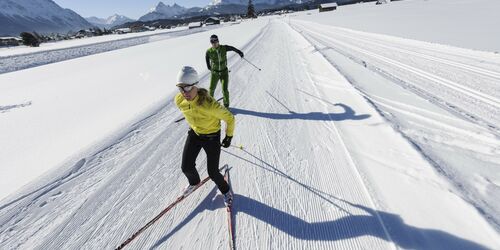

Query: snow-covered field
<box><xmin>0</xmin><ymin>24</ymin><xmax>241</xmax><ymax>74</ymax></box>
<box><xmin>0</xmin><ymin>19</ymin><xmax>265</xmax><ymax>204</ymax></box>
<box><xmin>1</xmin><ymin>0</ymin><xmax>499</xmax><ymax>249</ymax></box>
<box><xmin>0</xmin><ymin>25</ymin><xmax>197</xmax><ymax>57</ymax></box>
<box><xmin>294</xmin><ymin>0</ymin><xmax>500</xmax><ymax>53</ymax></box>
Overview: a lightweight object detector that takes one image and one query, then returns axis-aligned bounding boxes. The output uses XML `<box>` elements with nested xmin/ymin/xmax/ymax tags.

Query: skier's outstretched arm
<box><xmin>225</xmin><ymin>45</ymin><xmax>244</xmax><ymax>58</ymax></box>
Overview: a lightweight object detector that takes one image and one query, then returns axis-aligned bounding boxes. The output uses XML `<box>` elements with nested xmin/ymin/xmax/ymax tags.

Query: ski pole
<box><xmin>242</xmin><ymin>57</ymin><xmax>262</xmax><ymax>71</ymax></box>
<box><xmin>115</xmin><ymin>166</ymin><xmax>228</xmax><ymax>249</ymax></box>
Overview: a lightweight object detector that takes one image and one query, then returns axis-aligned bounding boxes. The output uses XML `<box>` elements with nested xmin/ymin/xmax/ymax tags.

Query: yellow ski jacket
<box><xmin>175</xmin><ymin>93</ymin><xmax>235</xmax><ymax>136</ymax></box>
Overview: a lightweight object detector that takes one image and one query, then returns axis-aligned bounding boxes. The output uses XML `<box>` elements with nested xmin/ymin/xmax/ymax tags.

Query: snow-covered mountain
<box><xmin>136</xmin><ymin>0</ymin><xmax>360</xmax><ymax>22</ymax></box>
<box><xmin>86</xmin><ymin>15</ymin><xmax>135</xmax><ymax>29</ymax></box>
<box><xmin>210</xmin><ymin>0</ymin><xmax>304</xmax><ymax>5</ymax></box>
<box><xmin>137</xmin><ymin>0</ymin><xmax>306</xmax><ymax>21</ymax></box>
<box><xmin>211</xmin><ymin>0</ymin><xmax>246</xmax><ymax>4</ymax></box>
<box><xmin>209</xmin><ymin>0</ymin><xmax>370</xmax><ymax>7</ymax></box>
<box><xmin>0</xmin><ymin>0</ymin><xmax>92</xmax><ymax>36</ymax></box>
<box><xmin>211</xmin><ymin>0</ymin><xmax>310</xmax><ymax>5</ymax></box>
<box><xmin>199</xmin><ymin>0</ymin><xmax>309</xmax><ymax>16</ymax></box>
<box><xmin>139</xmin><ymin>2</ymin><xmax>194</xmax><ymax>21</ymax></box>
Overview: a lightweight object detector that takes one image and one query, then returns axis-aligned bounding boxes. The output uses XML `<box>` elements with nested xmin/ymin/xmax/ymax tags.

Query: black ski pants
<box><xmin>181</xmin><ymin>129</ymin><xmax>230</xmax><ymax>194</ymax></box>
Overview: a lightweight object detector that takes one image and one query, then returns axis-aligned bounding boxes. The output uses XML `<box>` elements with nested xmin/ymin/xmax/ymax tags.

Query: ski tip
<box><xmin>221</xmin><ymin>164</ymin><xmax>230</xmax><ymax>172</ymax></box>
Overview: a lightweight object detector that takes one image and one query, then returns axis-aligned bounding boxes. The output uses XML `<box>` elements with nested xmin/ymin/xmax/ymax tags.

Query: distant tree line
<box><xmin>18</xmin><ymin>27</ymin><xmax>113</xmax><ymax>47</ymax></box>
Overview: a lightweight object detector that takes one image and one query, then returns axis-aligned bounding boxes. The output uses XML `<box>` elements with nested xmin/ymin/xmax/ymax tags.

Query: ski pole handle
<box><xmin>230</xmin><ymin>144</ymin><xmax>244</xmax><ymax>150</ymax></box>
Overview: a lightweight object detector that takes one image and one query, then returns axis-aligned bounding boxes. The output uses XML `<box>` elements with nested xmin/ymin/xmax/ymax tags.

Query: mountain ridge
<box><xmin>0</xmin><ymin>0</ymin><xmax>92</xmax><ymax>36</ymax></box>
<box><xmin>86</xmin><ymin>14</ymin><xmax>135</xmax><ymax>29</ymax></box>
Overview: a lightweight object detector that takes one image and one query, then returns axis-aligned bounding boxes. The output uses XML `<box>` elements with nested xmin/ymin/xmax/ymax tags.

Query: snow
<box><xmin>0</xmin><ymin>18</ymin><xmax>266</xmax><ymax>206</ymax></box>
<box><xmin>289</xmin><ymin>13</ymin><xmax>500</xmax><ymax>228</ymax></box>
<box><xmin>0</xmin><ymin>27</ymin><xmax>187</xmax><ymax>57</ymax></box>
<box><xmin>294</xmin><ymin>0</ymin><xmax>500</xmax><ymax>53</ymax></box>
<box><xmin>0</xmin><ymin>24</ymin><xmax>237</xmax><ymax>74</ymax></box>
<box><xmin>1</xmin><ymin>0</ymin><xmax>500</xmax><ymax>249</ymax></box>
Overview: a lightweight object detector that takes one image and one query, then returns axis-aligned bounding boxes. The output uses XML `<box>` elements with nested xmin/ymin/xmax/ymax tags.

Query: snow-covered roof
<box><xmin>0</xmin><ymin>37</ymin><xmax>22</xmax><ymax>40</ymax></box>
<box><xmin>205</xmin><ymin>17</ymin><xmax>220</xmax><ymax>21</ymax></box>
<box><xmin>188</xmin><ymin>22</ymin><xmax>202</xmax><ymax>27</ymax></box>
<box><xmin>115</xmin><ymin>28</ymin><xmax>131</xmax><ymax>32</ymax></box>
<box><xmin>320</xmin><ymin>3</ymin><xmax>338</xmax><ymax>8</ymax></box>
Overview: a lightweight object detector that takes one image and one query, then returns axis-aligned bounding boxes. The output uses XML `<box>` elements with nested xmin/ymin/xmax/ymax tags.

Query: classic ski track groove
<box><xmin>300</xmin><ymin>38</ymin><xmax>395</xmax><ymax>248</ymax></box>
<box><xmin>292</xmin><ymin>23</ymin><xmax>500</xmax><ymax>109</ymax></box>
<box><xmin>290</xmin><ymin>19</ymin><xmax>500</xmax><ymax>236</ymax></box>
<box><xmin>290</xmin><ymin>21</ymin><xmax>500</xmax><ymax>135</ymax></box>
<box><xmin>316</xmin><ymin>27</ymin><xmax>500</xmax><ymax>79</ymax></box>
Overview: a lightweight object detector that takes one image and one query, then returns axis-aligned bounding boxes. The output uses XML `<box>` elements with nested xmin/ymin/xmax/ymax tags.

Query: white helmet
<box><xmin>177</xmin><ymin>66</ymin><xmax>199</xmax><ymax>85</ymax></box>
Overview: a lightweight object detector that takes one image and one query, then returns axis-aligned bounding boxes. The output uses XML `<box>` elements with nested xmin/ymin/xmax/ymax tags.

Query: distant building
<box><xmin>319</xmin><ymin>2</ymin><xmax>338</xmax><ymax>12</ymax></box>
<box><xmin>188</xmin><ymin>22</ymin><xmax>202</xmax><ymax>29</ymax></box>
<box><xmin>0</xmin><ymin>37</ymin><xmax>22</xmax><ymax>47</ymax></box>
<box><xmin>115</xmin><ymin>28</ymin><xmax>131</xmax><ymax>34</ymax></box>
<box><xmin>131</xmin><ymin>26</ymin><xmax>149</xmax><ymax>33</ymax></box>
<box><xmin>204</xmin><ymin>17</ymin><xmax>221</xmax><ymax>25</ymax></box>
<box><xmin>75</xmin><ymin>29</ymin><xmax>94</xmax><ymax>38</ymax></box>
<box><xmin>230</xmin><ymin>15</ymin><xmax>243</xmax><ymax>22</ymax></box>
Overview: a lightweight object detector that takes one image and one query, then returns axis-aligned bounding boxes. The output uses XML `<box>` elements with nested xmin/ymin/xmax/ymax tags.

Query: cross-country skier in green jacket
<box><xmin>205</xmin><ymin>34</ymin><xmax>244</xmax><ymax>108</ymax></box>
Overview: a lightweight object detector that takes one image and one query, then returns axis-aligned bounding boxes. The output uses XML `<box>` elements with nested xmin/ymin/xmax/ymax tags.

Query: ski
<box><xmin>174</xmin><ymin>97</ymin><xmax>224</xmax><ymax>123</ymax></box>
<box><xmin>115</xmin><ymin>165</ymin><xmax>227</xmax><ymax>250</ymax></box>
<box><xmin>223</xmin><ymin>166</ymin><xmax>235</xmax><ymax>250</ymax></box>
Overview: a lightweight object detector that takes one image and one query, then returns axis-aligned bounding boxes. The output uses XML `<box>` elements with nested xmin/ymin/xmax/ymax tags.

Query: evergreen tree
<box><xmin>32</xmin><ymin>31</ymin><xmax>45</xmax><ymax>42</ymax></box>
<box><xmin>247</xmin><ymin>0</ymin><xmax>256</xmax><ymax>18</ymax></box>
<box><xmin>20</xmin><ymin>32</ymin><xmax>40</xmax><ymax>47</ymax></box>
<box><xmin>93</xmin><ymin>27</ymin><xmax>104</xmax><ymax>36</ymax></box>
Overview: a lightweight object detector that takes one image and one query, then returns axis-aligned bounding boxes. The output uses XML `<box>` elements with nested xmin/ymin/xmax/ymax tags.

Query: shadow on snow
<box><xmin>230</xmin><ymin>90</ymin><xmax>370</xmax><ymax>121</ymax></box>
<box><xmin>150</xmin><ymin>147</ymin><xmax>488</xmax><ymax>250</ymax></box>
<box><xmin>230</xmin><ymin>103</ymin><xmax>369</xmax><ymax>121</ymax></box>
<box><xmin>149</xmin><ymin>187</ymin><xmax>222</xmax><ymax>249</ymax></box>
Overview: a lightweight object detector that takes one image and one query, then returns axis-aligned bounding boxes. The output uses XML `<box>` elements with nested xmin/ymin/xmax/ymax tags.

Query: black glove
<box><xmin>221</xmin><ymin>136</ymin><xmax>232</xmax><ymax>148</ymax></box>
<box><xmin>238</xmin><ymin>51</ymin><xmax>244</xmax><ymax>58</ymax></box>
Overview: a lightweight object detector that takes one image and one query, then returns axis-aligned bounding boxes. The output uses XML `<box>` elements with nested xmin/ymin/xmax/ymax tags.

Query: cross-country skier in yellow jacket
<box><xmin>175</xmin><ymin>66</ymin><xmax>234</xmax><ymax>206</ymax></box>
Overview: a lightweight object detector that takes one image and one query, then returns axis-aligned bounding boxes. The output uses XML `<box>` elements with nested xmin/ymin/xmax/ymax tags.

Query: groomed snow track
<box><xmin>1</xmin><ymin>19</ymin><xmax>499</xmax><ymax>250</ymax></box>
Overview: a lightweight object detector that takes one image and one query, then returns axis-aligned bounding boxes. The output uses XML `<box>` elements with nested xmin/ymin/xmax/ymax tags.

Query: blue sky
<box><xmin>54</xmin><ymin>0</ymin><xmax>212</xmax><ymax>19</ymax></box>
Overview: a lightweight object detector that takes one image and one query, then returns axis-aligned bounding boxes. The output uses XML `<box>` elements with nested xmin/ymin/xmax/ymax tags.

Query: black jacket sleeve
<box><xmin>225</xmin><ymin>45</ymin><xmax>244</xmax><ymax>57</ymax></box>
<box><xmin>205</xmin><ymin>51</ymin><xmax>211</xmax><ymax>70</ymax></box>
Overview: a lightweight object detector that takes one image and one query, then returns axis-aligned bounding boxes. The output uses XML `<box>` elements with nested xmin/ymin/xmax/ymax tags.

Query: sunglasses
<box><xmin>178</xmin><ymin>84</ymin><xmax>196</xmax><ymax>93</ymax></box>
<box><xmin>210</xmin><ymin>39</ymin><xmax>219</xmax><ymax>44</ymax></box>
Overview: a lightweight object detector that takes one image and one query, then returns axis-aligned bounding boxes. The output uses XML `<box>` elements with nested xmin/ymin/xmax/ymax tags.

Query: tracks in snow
<box><xmin>225</xmin><ymin>20</ymin><xmax>394</xmax><ymax>249</ymax></box>
<box><xmin>1</xmin><ymin>19</ymin><xmax>499</xmax><ymax>250</ymax></box>
<box><xmin>290</xmin><ymin>19</ymin><xmax>500</xmax><ymax>233</ymax></box>
<box><xmin>291</xmin><ymin>20</ymin><xmax>500</xmax><ymax>136</ymax></box>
